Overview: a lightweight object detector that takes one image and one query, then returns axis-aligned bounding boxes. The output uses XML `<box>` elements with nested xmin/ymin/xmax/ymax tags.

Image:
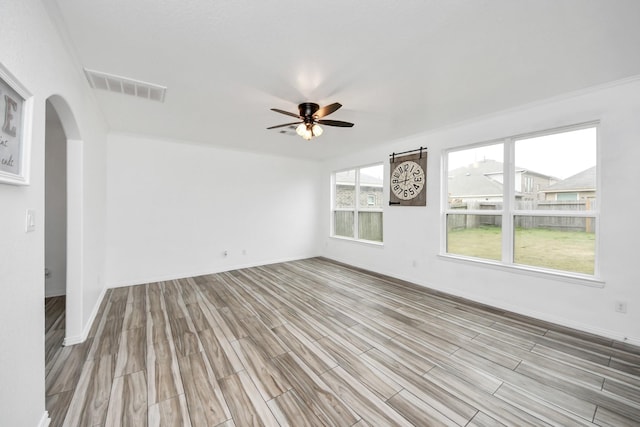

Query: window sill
<box><xmin>438</xmin><ymin>253</ymin><xmax>605</xmax><ymax>288</ymax></box>
<box><xmin>330</xmin><ymin>235</ymin><xmax>384</xmax><ymax>247</ymax></box>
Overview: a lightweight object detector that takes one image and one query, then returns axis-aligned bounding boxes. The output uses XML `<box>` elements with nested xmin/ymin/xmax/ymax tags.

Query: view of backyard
<box><xmin>445</xmin><ymin>126</ymin><xmax>598</xmax><ymax>276</ymax></box>
<box><xmin>447</xmin><ymin>226</ymin><xmax>595</xmax><ymax>274</ymax></box>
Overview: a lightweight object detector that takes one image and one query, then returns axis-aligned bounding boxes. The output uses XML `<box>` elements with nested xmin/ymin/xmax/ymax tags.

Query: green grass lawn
<box><xmin>447</xmin><ymin>226</ymin><xmax>595</xmax><ymax>274</ymax></box>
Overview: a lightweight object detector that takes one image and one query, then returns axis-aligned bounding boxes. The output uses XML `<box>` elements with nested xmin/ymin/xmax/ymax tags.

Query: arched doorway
<box><xmin>44</xmin><ymin>100</ymin><xmax>67</xmax><ymax>377</ymax></box>
<box><xmin>44</xmin><ymin>95</ymin><xmax>83</xmax><ymax>345</ymax></box>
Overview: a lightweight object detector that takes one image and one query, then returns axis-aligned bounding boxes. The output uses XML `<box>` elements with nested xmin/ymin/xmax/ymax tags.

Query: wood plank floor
<box><xmin>45</xmin><ymin>258</ymin><xmax>640</xmax><ymax>426</ymax></box>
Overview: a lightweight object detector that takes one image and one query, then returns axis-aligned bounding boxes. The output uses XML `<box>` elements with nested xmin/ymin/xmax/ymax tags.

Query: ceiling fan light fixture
<box><xmin>299</xmin><ymin>123</ymin><xmax>322</xmax><ymax>140</ymax></box>
<box><xmin>301</xmin><ymin>124</ymin><xmax>313</xmax><ymax>140</ymax></box>
<box><xmin>268</xmin><ymin>102</ymin><xmax>353</xmax><ymax>141</ymax></box>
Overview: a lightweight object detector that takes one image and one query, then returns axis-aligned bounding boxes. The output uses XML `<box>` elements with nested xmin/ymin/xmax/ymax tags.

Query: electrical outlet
<box><xmin>614</xmin><ymin>301</ymin><xmax>627</xmax><ymax>314</ymax></box>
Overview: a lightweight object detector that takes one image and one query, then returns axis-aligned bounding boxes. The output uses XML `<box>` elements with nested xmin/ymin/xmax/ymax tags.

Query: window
<box><xmin>444</xmin><ymin>124</ymin><xmax>598</xmax><ymax>277</ymax></box>
<box><xmin>333</xmin><ymin>164</ymin><xmax>384</xmax><ymax>242</ymax></box>
<box><xmin>556</xmin><ymin>192</ymin><xmax>578</xmax><ymax>201</ymax></box>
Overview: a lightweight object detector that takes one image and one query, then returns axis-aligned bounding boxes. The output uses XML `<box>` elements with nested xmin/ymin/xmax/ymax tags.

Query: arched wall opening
<box><xmin>45</xmin><ymin>94</ymin><xmax>83</xmax><ymax>343</ymax></box>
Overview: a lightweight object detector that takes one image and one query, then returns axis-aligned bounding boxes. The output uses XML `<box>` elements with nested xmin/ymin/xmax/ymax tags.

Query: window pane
<box><xmin>358</xmin><ymin>212</ymin><xmax>383</xmax><ymax>242</ymax></box>
<box><xmin>447</xmin><ymin>143</ymin><xmax>504</xmax><ymax>209</ymax></box>
<box><xmin>335</xmin><ymin>170</ymin><xmax>355</xmax><ymax>208</ymax></box>
<box><xmin>358</xmin><ymin>165</ymin><xmax>384</xmax><ymax>208</ymax></box>
<box><xmin>334</xmin><ymin>211</ymin><xmax>354</xmax><ymax>238</ymax></box>
<box><xmin>446</xmin><ymin>214</ymin><xmax>501</xmax><ymax>261</ymax></box>
<box><xmin>515</xmin><ymin>127</ymin><xmax>596</xmax><ymax>210</ymax></box>
<box><xmin>514</xmin><ymin>216</ymin><xmax>595</xmax><ymax>274</ymax></box>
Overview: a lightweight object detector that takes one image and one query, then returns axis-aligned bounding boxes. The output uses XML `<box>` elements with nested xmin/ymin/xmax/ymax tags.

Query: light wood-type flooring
<box><xmin>45</xmin><ymin>257</ymin><xmax>640</xmax><ymax>426</ymax></box>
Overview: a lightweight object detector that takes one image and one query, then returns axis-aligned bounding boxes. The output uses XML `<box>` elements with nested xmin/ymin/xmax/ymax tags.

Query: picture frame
<box><xmin>0</xmin><ymin>63</ymin><xmax>33</xmax><ymax>185</ymax></box>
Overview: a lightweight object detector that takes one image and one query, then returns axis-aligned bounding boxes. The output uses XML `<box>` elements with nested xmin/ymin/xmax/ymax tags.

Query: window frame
<box><xmin>331</xmin><ymin>163</ymin><xmax>384</xmax><ymax>244</ymax></box>
<box><xmin>441</xmin><ymin>122</ymin><xmax>602</xmax><ymax>284</ymax></box>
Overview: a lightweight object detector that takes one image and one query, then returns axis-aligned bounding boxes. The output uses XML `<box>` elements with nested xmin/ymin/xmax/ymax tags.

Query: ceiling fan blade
<box><xmin>267</xmin><ymin>121</ymin><xmax>302</xmax><ymax>130</ymax></box>
<box><xmin>271</xmin><ymin>108</ymin><xmax>301</xmax><ymax>119</ymax></box>
<box><xmin>317</xmin><ymin>119</ymin><xmax>354</xmax><ymax>128</ymax></box>
<box><xmin>314</xmin><ymin>102</ymin><xmax>342</xmax><ymax>119</ymax></box>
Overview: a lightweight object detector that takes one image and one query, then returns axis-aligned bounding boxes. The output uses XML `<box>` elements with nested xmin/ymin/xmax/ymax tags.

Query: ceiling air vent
<box><xmin>84</xmin><ymin>68</ymin><xmax>166</xmax><ymax>102</ymax></box>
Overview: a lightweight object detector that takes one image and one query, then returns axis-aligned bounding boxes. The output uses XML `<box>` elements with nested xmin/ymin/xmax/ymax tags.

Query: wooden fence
<box><xmin>334</xmin><ymin>211</ymin><xmax>383</xmax><ymax>242</ymax></box>
<box><xmin>448</xmin><ymin>200</ymin><xmax>596</xmax><ymax>233</ymax></box>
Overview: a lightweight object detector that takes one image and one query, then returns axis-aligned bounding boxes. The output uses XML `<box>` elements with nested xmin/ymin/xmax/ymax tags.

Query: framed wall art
<box><xmin>0</xmin><ymin>63</ymin><xmax>33</xmax><ymax>185</ymax></box>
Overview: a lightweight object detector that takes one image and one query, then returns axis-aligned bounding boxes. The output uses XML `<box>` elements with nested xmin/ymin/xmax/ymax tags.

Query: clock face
<box><xmin>391</xmin><ymin>160</ymin><xmax>425</xmax><ymax>200</ymax></box>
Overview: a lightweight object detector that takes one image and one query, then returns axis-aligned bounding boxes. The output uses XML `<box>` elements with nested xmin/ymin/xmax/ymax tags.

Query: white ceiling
<box><xmin>48</xmin><ymin>0</ymin><xmax>640</xmax><ymax>160</ymax></box>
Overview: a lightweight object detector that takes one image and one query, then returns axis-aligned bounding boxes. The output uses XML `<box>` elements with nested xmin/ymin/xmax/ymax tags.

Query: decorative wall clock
<box><xmin>389</xmin><ymin>148</ymin><xmax>427</xmax><ymax>206</ymax></box>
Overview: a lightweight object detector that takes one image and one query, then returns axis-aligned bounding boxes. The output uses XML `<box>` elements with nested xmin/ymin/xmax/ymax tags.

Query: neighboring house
<box><xmin>448</xmin><ymin>159</ymin><xmax>557</xmax><ymax>204</ymax></box>
<box><xmin>336</xmin><ymin>170</ymin><xmax>384</xmax><ymax>208</ymax></box>
<box><xmin>540</xmin><ymin>166</ymin><xmax>596</xmax><ymax>202</ymax></box>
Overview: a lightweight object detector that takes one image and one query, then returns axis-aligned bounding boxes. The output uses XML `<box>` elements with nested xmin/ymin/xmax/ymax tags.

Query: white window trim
<box><xmin>331</xmin><ymin>163</ymin><xmax>384</xmax><ymax>244</ymax></box>
<box><xmin>441</xmin><ymin>121</ymin><xmax>601</xmax><ymax>283</ymax></box>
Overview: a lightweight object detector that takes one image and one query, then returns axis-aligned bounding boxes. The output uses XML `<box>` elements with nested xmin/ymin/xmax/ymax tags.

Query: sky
<box><xmin>447</xmin><ymin>127</ymin><xmax>597</xmax><ymax>179</ymax></box>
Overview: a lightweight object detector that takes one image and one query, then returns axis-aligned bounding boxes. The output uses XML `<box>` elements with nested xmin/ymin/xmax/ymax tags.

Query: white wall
<box><xmin>0</xmin><ymin>0</ymin><xmax>108</xmax><ymax>425</ymax></box>
<box><xmin>106</xmin><ymin>133</ymin><xmax>322</xmax><ymax>286</ymax></box>
<box><xmin>321</xmin><ymin>77</ymin><xmax>640</xmax><ymax>345</ymax></box>
<box><xmin>45</xmin><ymin>101</ymin><xmax>67</xmax><ymax>297</ymax></box>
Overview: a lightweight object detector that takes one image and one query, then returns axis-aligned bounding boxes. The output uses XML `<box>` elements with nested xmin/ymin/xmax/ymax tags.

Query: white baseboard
<box><xmin>38</xmin><ymin>411</ymin><xmax>51</xmax><ymax>427</ymax></box>
<box><xmin>63</xmin><ymin>286</ymin><xmax>107</xmax><ymax>346</ymax></box>
<box><xmin>106</xmin><ymin>255</ymin><xmax>312</xmax><ymax>289</ymax></box>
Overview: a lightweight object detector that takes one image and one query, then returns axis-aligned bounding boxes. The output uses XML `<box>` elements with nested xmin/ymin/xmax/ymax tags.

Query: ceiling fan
<box><xmin>267</xmin><ymin>102</ymin><xmax>354</xmax><ymax>140</ymax></box>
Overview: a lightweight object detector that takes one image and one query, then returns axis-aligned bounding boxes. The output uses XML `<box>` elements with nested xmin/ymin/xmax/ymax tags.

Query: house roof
<box><xmin>46</xmin><ymin>1</ymin><xmax>640</xmax><ymax>160</ymax></box>
<box><xmin>448</xmin><ymin>159</ymin><xmax>557</xmax><ymax>198</ymax></box>
<box><xmin>541</xmin><ymin>166</ymin><xmax>596</xmax><ymax>193</ymax></box>
<box><xmin>448</xmin><ymin>159</ymin><xmax>504</xmax><ymax>197</ymax></box>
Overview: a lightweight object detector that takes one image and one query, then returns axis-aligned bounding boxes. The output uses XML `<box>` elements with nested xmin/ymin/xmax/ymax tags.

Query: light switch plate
<box><xmin>26</xmin><ymin>209</ymin><xmax>36</xmax><ymax>232</ymax></box>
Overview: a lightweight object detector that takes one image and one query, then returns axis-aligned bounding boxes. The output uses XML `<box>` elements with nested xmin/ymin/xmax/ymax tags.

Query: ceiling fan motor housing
<box><xmin>299</xmin><ymin>102</ymin><xmax>320</xmax><ymax>121</ymax></box>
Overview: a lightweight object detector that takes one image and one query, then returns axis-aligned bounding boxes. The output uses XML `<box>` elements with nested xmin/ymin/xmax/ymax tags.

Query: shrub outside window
<box><xmin>444</xmin><ymin>124</ymin><xmax>598</xmax><ymax>277</ymax></box>
<box><xmin>333</xmin><ymin>164</ymin><xmax>384</xmax><ymax>243</ymax></box>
